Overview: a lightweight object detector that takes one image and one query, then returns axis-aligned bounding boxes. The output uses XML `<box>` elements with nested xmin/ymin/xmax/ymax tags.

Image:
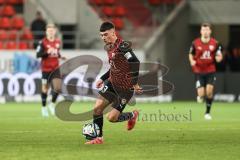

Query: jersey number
<box><xmin>200</xmin><ymin>51</ymin><xmax>211</xmax><ymax>59</ymax></box>
<box><xmin>47</xmin><ymin>47</ymin><xmax>58</xmax><ymax>56</ymax></box>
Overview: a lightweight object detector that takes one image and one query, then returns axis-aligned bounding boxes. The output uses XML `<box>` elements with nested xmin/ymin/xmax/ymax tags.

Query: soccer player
<box><xmin>188</xmin><ymin>23</ymin><xmax>223</xmax><ymax>120</ymax></box>
<box><xmin>36</xmin><ymin>23</ymin><xmax>66</xmax><ymax>117</ymax></box>
<box><xmin>85</xmin><ymin>21</ymin><xmax>142</xmax><ymax>144</ymax></box>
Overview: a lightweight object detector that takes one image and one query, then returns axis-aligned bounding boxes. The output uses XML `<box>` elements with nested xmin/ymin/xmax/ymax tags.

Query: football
<box><xmin>82</xmin><ymin>123</ymin><xmax>100</xmax><ymax>140</ymax></box>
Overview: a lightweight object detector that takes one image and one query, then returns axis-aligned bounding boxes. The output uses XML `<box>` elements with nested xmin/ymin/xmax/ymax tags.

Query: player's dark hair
<box><xmin>201</xmin><ymin>23</ymin><xmax>212</xmax><ymax>29</ymax></box>
<box><xmin>100</xmin><ymin>21</ymin><xmax>115</xmax><ymax>32</ymax></box>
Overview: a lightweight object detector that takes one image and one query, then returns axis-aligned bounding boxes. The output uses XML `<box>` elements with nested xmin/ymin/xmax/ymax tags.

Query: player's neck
<box><xmin>111</xmin><ymin>36</ymin><xmax>118</xmax><ymax>45</ymax></box>
<box><xmin>201</xmin><ymin>37</ymin><xmax>210</xmax><ymax>43</ymax></box>
<box><xmin>47</xmin><ymin>36</ymin><xmax>55</xmax><ymax>42</ymax></box>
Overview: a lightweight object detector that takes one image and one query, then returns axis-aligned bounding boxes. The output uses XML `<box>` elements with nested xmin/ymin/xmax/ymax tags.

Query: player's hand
<box><xmin>190</xmin><ymin>60</ymin><xmax>196</xmax><ymax>66</ymax></box>
<box><xmin>215</xmin><ymin>55</ymin><xmax>223</xmax><ymax>63</ymax></box>
<box><xmin>96</xmin><ymin>79</ymin><xmax>104</xmax><ymax>89</ymax></box>
<box><xmin>133</xmin><ymin>84</ymin><xmax>143</xmax><ymax>94</ymax></box>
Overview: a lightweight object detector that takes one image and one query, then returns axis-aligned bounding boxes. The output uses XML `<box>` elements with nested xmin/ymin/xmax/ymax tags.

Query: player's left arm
<box><xmin>215</xmin><ymin>43</ymin><xmax>223</xmax><ymax>63</ymax></box>
<box><xmin>36</xmin><ymin>41</ymin><xmax>48</xmax><ymax>58</ymax></box>
<box><xmin>58</xmin><ymin>52</ymin><xmax>66</xmax><ymax>60</ymax></box>
<box><xmin>57</xmin><ymin>41</ymin><xmax>66</xmax><ymax>60</ymax></box>
<box><xmin>119</xmin><ymin>41</ymin><xmax>142</xmax><ymax>94</ymax></box>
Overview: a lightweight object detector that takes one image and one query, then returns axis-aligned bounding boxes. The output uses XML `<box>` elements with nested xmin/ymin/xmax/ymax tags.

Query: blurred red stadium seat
<box><xmin>8</xmin><ymin>30</ymin><xmax>18</xmax><ymax>40</ymax></box>
<box><xmin>0</xmin><ymin>0</ymin><xmax>30</xmax><ymax>50</ymax></box>
<box><xmin>28</xmin><ymin>41</ymin><xmax>33</xmax><ymax>49</ymax></box>
<box><xmin>102</xmin><ymin>6</ymin><xmax>114</xmax><ymax>17</ymax></box>
<box><xmin>175</xmin><ymin>0</ymin><xmax>182</xmax><ymax>4</ymax></box>
<box><xmin>148</xmin><ymin>0</ymin><xmax>161</xmax><ymax>5</ymax></box>
<box><xmin>112</xmin><ymin>18</ymin><xmax>124</xmax><ymax>30</ymax></box>
<box><xmin>0</xmin><ymin>0</ymin><xmax>6</xmax><ymax>5</ymax></box>
<box><xmin>0</xmin><ymin>17</ymin><xmax>12</xmax><ymax>29</ymax></box>
<box><xmin>6</xmin><ymin>0</ymin><xmax>19</xmax><ymax>5</ymax></box>
<box><xmin>18</xmin><ymin>41</ymin><xmax>28</xmax><ymax>49</ymax></box>
<box><xmin>0</xmin><ymin>41</ymin><xmax>4</xmax><ymax>49</ymax></box>
<box><xmin>0</xmin><ymin>29</ymin><xmax>8</xmax><ymax>40</ymax></box>
<box><xmin>6</xmin><ymin>41</ymin><xmax>17</xmax><ymax>49</ymax></box>
<box><xmin>114</xmin><ymin>6</ymin><xmax>126</xmax><ymax>17</ymax></box>
<box><xmin>16</xmin><ymin>0</ymin><xmax>24</xmax><ymax>4</ymax></box>
<box><xmin>103</xmin><ymin>0</ymin><xmax>115</xmax><ymax>5</ymax></box>
<box><xmin>21</xmin><ymin>28</ymin><xmax>33</xmax><ymax>40</ymax></box>
<box><xmin>11</xmin><ymin>15</ymin><xmax>24</xmax><ymax>30</ymax></box>
<box><xmin>0</xmin><ymin>7</ymin><xmax>2</xmax><ymax>16</ymax></box>
<box><xmin>89</xmin><ymin>0</ymin><xmax>103</xmax><ymax>6</ymax></box>
<box><xmin>2</xmin><ymin>5</ymin><xmax>16</xmax><ymax>16</ymax></box>
<box><xmin>162</xmin><ymin>0</ymin><xmax>175</xmax><ymax>4</ymax></box>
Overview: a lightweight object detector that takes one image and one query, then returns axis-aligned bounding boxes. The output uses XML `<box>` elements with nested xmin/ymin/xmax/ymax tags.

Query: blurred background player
<box><xmin>85</xmin><ymin>22</ymin><xmax>142</xmax><ymax>144</ymax></box>
<box><xmin>36</xmin><ymin>23</ymin><xmax>66</xmax><ymax>117</ymax></box>
<box><xmin>31</xmin><ymin>11</ymin><xmax>47</xmax><ymax>49</ymax></box>
<box><xmin>188</xmin><ymin>23</ymin><xmax>223</xmax><ymax>120</ymax></box>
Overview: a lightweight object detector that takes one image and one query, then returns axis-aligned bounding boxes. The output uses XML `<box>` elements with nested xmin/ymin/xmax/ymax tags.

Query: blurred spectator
<box><xmin>31</xmin><ymin>11</ymin><xmax>46</xmax><ymax>48</ymax></box>
<box><xmin>227</xmin><ymin>46</ymin><xmax>240</xmax><ymax>72</ymax></box>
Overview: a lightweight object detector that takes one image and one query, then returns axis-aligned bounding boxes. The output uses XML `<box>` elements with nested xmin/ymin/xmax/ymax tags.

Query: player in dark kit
<box><xmin>36</xmin><ymin>23</ymin><xmax>66</xmax><ymax>117</ymax></box>
<box><xmin>85</xmin><ymin>22</ymin><xmax>142</xmax><ymax>144</ymax></box>
<box><xmin>188</xmin><ymin>23</ymin><xmax>223</xmax><ymax>120</ymax></box>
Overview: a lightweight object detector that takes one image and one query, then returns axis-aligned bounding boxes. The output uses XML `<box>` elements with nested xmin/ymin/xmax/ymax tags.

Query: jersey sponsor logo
<box><xmin>209</xmin><ymin>45</ymin><xmax>215</xmax><ymax>51</ymax></box>
<box><xmin>112</xmin><ymin>52</ymin><xmax>115</xmax><ymax>57</ymax></box>
<box><xmin>109</xmin><ymin>60</ymin><xmax>117</xmax><ymax>69</ymax></box>
<box><xmin>119</xmin><ymin>104</ymin><xmax>124</xmax><ymax>109</ymax></box>
<box><xmin>56</xmin><ymin>43</ymin><xmax>60</xmax><ymax>48</ymax></box>
<box><xmin>197</xmin><ymin>46</ymin><xmax>202</xmax><ymax>50</ymax></box>
<box><xmin>101</xmin><ymin>85</ymin><xmax>108</xmax><ymax>93</ymax></box>
<box><xmin>121</xmin><ymin>98</ymin><xmax>127</xmax><ymax>105</ymax></box>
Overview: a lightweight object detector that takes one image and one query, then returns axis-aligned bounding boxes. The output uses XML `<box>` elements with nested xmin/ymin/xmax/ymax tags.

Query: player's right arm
<box><xmin>36</xmin><ymin>41</ymin><xmax>48</xmax><ymax>58</ymax></box>
<box><xmin>188</xmin><ymin>42</ymin><xmax>196</xmax><ymax>66</ymax></box>
<box><xmin>100</xmin><ymin>70</ymin><xmax>110</xmax><ymax>81</ymax></box>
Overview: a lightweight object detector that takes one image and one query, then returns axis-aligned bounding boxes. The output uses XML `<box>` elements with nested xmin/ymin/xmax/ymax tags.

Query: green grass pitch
<box><xmin>0</xmin><ymin>101</ymin><xmax>239</xmax><ymax>160</ymax></box>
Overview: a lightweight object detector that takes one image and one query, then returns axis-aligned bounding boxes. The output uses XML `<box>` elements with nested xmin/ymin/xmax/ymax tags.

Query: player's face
<box><xmin>200</xmin><ymin>26</ymin><xmax>211</xmax><ymax>39</ymax></box>
<box><xmin>100</xmin><ymin>29</ymin><xmax>115</xmax><ymax>44</ymax></box>
<box><xmin>46</xmin><ymin>27</ymin><xmax>56</xmax><ymax>39</ymax></box>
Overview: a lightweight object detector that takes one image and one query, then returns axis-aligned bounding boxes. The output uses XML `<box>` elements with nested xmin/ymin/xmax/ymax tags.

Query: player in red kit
<box><xmin>36</xmin><ymin>24</ymin><xmax>66</xmax><ymax>117</ymax></box>
<box><xmin>85</xmin><ymin>22</ymin><xmax>142</xmax><ymax>144</ymax></box>
<box><xmin>188</xmin><ymin>23</ymin><xmax>223</xmax><ymax>120</ymax></box>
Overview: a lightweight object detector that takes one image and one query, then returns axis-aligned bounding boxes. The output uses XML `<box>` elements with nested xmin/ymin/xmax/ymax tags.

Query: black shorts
<box><xmin>42</xmin><ymin>70</ymin><xmax>61</xmax><ymax>85</ymax></box>
<box><xmin>42</xmin><ymin>72</ymin><xmax>52</xmax><ymax>85</ymax></box>
<box><xmin>195</xmin><ymin>73</ymin><xmax>216</xmax><ymax>88</ymax></box>
<box><xmin>98</xmin><ymin>80</ymin><xmax>134</xmax><ymax>112</ymax></box>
